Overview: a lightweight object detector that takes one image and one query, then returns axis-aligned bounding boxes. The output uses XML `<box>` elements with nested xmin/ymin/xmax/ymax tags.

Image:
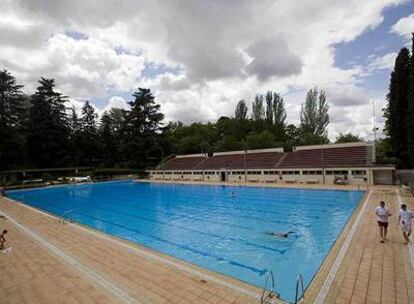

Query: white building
<box><xmin>148</xmin><ymin>142</ymin><xmax>395</xmax><ymax>186</ymax></box>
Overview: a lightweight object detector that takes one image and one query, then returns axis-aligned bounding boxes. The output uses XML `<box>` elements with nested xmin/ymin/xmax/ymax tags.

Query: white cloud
<box><xmin>0</xmin><ymin>0</ymin><xmax>407</xmax><ymax>141</ymax></box>
<box><xmin>365</xmin><ymin>52</ymin><xmax>397</xmax><ymax>73</ymax></box>
<box><xmin>104</xmin><ymin>96</ymin><xmax>130</xmax><ymax>112</ymax></box>
<box><xmin>391</xmin><ymin>13</ymin><xmax>414</xmax><ymax>39</ymax></box>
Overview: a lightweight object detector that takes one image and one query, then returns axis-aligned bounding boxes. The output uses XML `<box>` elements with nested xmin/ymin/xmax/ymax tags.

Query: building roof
<box><xmin>157</xmin><ymin>142</ymin><xmax>378</xmax><ymax>171</ymax></box>
<box><xmin>279</xmin><ymin>145</ymin><xmax>371</xmax><ymax>168</ymax></box>
<box><xmin>193</xmin><ymin>151</ymin><xmax>284</xmax><ymax>170</ymax></box>
<box><xmin>162</xmin><ymin>156</ymin><xmax>206</xmax><ymax>170</ymax></box>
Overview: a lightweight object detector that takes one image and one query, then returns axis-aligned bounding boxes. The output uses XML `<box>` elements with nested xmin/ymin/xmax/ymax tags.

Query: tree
<box><xmin>272</xmin><ymin>92</ymin><xmax>287</xmax><ymax>141</ymax></box>
<box><xmin>215</xmin><ymin>135</ymin><xmax>243</xmax><ymax>152</ymax></box>
<box><xmin>0</xmin><ymin>69</ymin><xmax>26</xmax><ymax>169</ymax></box>
<box><xmin>121</xmin><ymin>88</ymin><xmax>164</xmax><ymax>168</ymax></box>
<box><xmin>284</xmin><ymin>124</ymin><xmax>299</xmax><ymax>151</ymax></box>
<box><xmin>27</xmin><ymin>78</ymin><xmax>70</xmax><ymax>168</ymax></box>
<box><xmin>335</xmin><ymin>133</ymin><xmax>362</xmax><ymax>143</ymax></box>
<box><xmin>316</xmin><ymin>90</ymin><xmax>329</xmax><ymax>137</ymax></box>
<box><xmin>235</xmin><ymin>100</ymin><xmax>248</xmax><ymax>120</ymax></box>
<box><xmin>265</xmin><ymin>91</ymin><xmax>273</xmax><ymax>126</ymax></box>
<box><xmin>78</xmin><ymin>101</ymin><xmax>99</xmax><ymax>165</ymax></box>
<box><xmin>69</xmin><ymin>107</ymin><xmax>81</xmax><ymax>135</ymax></box>
<box><xmin>246</xmin><ymin>131</ymin><xmax>276</xmax><ymax>150</ymax></box>
<box><xmin>408</xmin><ymin>33</ymin><xmax>414</xmax><ymax>167</ymax></box>
<box><xmin>81</xmin><ymin>101</ymin><xmax>98</xmax><ymax>135</ymax></box>
<box><xmin>300</xmin><ymin>88</ymin><xmax>329</xmax><ymax>144</ymax></box>
<box><xmin>272</xmin><ymin>93</ymin><xmax>286</xmax><ymax>128</ymax></box>
<box><xmin>384</xmin><ymin>48</ymin><xmax>411</xmax><ymax>168</ymax></box>
<box><xmin>376</xmin><ymin>138</ymin><xmax>398</xmax><ymax>165</ymax></box>
<box><xmin>100</xmin><ymin>111</ymin><xmax>118</xmax><ymax>166</ymax></box>
<box><xmin>68</xmin><ymin>107</ymin><xmax>82</xmax><ymax>166</ymax></box>
<box><xmin>251</xmin><ymin>94</ymin><xmax>265</xmax><ymax>122</ymax></box>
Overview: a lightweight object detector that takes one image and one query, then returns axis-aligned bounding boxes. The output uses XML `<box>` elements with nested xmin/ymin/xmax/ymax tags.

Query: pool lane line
<box><xmin>5</xmin><ymin>197</ymin><xmax>264</xmax><ymax>301</ymax></box>
<box><xmin>52</xmin><ymin>208</ymin><xmax>269</xmax><ymax>275</ymax></box>
<box><xmin>20</xmin><ymin>197</ymin><xmax>288</xmax><ymax>256</ymax></box>
<box><xmin>0</xmin><ymin>209</ymin><xmax>141</xmax><ymax>304</ymax></box>
<box><xmin>395</xmin><ymin>190</ymin><xmax>414</xmax><ymax>270</ymax></box>
<box><xmin>7</xmin><ymin>198</ymin><xmax>274</xmax><ymax>274</ymax></box>
<box><xmin>314</xmin><ymin>190</ymin><xmax>372</xmax><ymax>304</ymax></box>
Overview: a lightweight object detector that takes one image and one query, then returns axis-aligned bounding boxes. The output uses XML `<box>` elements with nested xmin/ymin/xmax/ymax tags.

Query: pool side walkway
<box><xmin>306</xmin><ymin>188</ymin><xmax>414</xmax><ymax>304</ymax></box>
<box><xmin>0</xmin><ymin>185</ymin><xmax>414</xmax><ymax>303</ymax></box>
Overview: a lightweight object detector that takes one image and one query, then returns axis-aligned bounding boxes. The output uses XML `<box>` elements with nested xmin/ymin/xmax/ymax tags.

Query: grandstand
<box><xmin>148</xmin><ymin>142</ymin><xmax>395</xmax><ymax>185</ymax></box>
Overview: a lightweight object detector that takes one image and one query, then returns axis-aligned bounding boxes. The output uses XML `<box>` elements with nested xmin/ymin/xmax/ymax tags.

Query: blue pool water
<box><xmin>7</xmin><ymin>181</ymin><xmax>364</xmax><ymax>302</ymax></box>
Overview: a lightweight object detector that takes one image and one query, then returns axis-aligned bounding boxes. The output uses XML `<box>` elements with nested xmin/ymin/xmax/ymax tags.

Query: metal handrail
<box><xmin>294</xmin><ymin>274</ymin><xmax>305</xmax><ymax>304</ymax></box>
<box><xmin>59</xmin><ymin>210</ymin><xmax>74</xmax><ymax>224</ymax></box>
<box><xmin>261</xmin><ymin>270</ymin><xmax>275</xmax><ymax>304</ymax></box>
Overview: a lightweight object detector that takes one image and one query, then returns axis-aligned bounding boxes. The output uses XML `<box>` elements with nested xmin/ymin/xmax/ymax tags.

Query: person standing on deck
<box><xmin>398</xmin><ymin>204</ymin><xmax>413</xmax><ymax>244</ymax></box>
<box><xmin>375</xmin><ymin>201</ymin><xmax>392</xmax><ymax>243</ymax></box>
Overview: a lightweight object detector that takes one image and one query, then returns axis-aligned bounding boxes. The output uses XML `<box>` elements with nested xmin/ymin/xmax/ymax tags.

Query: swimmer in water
<box><xmin>265</xmin><ymin>231</ymin><xmax>295</xmax><ymax>238</ymax></box>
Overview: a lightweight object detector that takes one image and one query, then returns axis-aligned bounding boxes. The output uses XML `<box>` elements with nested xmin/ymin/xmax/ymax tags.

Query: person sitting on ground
<box><xmin>0</xmin><ymin>229</ymin><xmax>8</xmax><ymax>250</ymax></box>
<box><xmin>375</xmin><ymin>201</ymin><xmax>392</xmax><ymax>243</ymax></box>
<box><xmin>265</xmin><ymin>231</ymin><xmax>295</xmax><ymax>238</ymax></box>
<box><xmin>398</xmin><ymin>204</ymin><xmax>413</xmax><ymax>245</ymax></box>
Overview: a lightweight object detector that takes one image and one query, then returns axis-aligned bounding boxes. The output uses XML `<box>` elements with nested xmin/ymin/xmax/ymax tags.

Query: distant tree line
<box><xmin>0</xmin><ymin>69</ymin><xmax>364</xmax><ymax>171</ymax></box>
<box><xmin>0</xmin><ymin>71</ymin><xmax>164</xmax><ymax>170</ymax></box>
<box><xmin>383</xmin><ymin>33</ymin><xmax>414</xmax><ymax>168</ymax></box>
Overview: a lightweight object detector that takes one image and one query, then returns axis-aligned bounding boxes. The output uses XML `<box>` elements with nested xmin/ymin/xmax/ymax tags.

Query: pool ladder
<box><xmin>259</xmin><ymin>272</ymin><xmax>305</xmax><ymax>304</ymax></box>
<box><xmin>58</xmin><ymin>210</ymin><xmax>74</xmax><ymax>224</ymax></box>
<box><xmin>260</xmin><ymin>271</ymin><xmax>277</xmax><ymax>303</ymax></box>
<box><xmin>294</xmin><ymin>274</ymin><xmax>305</xmax><ymax>304</ymax></box>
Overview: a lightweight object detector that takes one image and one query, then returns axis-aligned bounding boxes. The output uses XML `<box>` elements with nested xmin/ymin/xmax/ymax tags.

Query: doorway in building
<box><xmin>220</xmin><ymin>171</ymin><xmax>226</xmax><ymax>182</ymax></box>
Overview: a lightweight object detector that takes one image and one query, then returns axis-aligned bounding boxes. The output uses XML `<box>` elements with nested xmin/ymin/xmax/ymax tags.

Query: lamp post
<box><xmin>200</xmin><ymin>143</ymin><xmax>204</xmax><ymax>181</ymax></box>
<box><xmin>159</xmin><ymin>146</ymin><xmax>164</xmax><ymax>180</ymax></box>
<box><xmin>372</xmin><ymin>98</ymin><xmax>378</xmax><ymax>164</ymax></box>
<box><xmin>242</xmin><ymin>140</ymin><xmax>247</xmax><ymax>183</ymax></box>
<box><xmin>321</xmin><ymin>139</ymin><xmax>325</xmax><ymax>184</ymax></box>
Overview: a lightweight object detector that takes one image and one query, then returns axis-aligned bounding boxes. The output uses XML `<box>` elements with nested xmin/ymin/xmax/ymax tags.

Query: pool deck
<box><xmin>0</xmin><ymin>182</ymin><xmax>414</xmax><ymax>304</ymax></box>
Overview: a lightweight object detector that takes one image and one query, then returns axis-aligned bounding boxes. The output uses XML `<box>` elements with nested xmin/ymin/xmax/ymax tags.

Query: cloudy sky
<box><xmin>1</xmin><ymin>0</ymin><xmax>414</xmax><ymax>141</ymax></box>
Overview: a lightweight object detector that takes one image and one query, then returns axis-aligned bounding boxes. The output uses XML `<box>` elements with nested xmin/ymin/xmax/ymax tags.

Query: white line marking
<box><xmin>3</xmin><ymin>198</ymin><xmax>261</xmax><ymax>300</ymax></box>
<box><xmin>395</xmin><ymin>190</ymin><xmax>414</xmax><ymax>269</ymax></box>
<box><xmin>0</xmin><ymin>209</ymin><xmax>140</xmax><ymax>304</ymax></box>
<box><xmin>314</xmin><ymin>190</ymin><xmax>372</xmax><ymax>304</ymax></box>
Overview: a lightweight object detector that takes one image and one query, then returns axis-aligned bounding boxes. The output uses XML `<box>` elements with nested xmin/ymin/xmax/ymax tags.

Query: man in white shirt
<box><xmin>375</xmin><ymin>201</ymin><xmax>392</xmax><ymax>243</ymax></box>
<box><xmin>398</xmin><ymin>204</ymin><xmax>413</xmax><ymax>244</ymax></box>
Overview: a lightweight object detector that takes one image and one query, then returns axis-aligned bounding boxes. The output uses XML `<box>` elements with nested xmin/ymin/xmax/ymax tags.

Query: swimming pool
<box><xmin>7</xmin><ymin>181</ymin><xmax>364</xmax><ymax>302</ymax></box>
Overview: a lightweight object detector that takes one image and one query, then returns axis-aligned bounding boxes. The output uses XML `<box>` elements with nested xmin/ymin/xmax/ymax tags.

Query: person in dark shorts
<box><xmin>375</xmin><ymin>201</ymin><xmax>392</xmax><ymax>243</ymax></box>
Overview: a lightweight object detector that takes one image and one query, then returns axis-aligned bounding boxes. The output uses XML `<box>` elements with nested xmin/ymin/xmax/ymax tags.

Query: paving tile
<box><xmin>2</xmin><ymin>187</ymin><xmax>414</xmax><ymax>304</ymax></box>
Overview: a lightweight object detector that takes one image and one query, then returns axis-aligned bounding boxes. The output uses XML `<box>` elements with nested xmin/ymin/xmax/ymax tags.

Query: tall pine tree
<box><xmin>407</xmin><ymin>33</ymin><xmax>414</xmax><ymax>168</ymax></box>
<box><xmin>100</xmin><ymin>111</ymin><xmax>117</xmax><ymax>166</ymax></box>
<box><xmin>299</xmin><ymin>88</ymin><xmax>329</xmax><ymax>144</ymax></box>
<box><xmin>234</xmin><ymin>100</ymin><xmax>248</xmax><ymax>120</ymax></box>
<box><xmin>0</xmin><ymin>69</ymin><xmax>26</xmax><ymax>169</ymax></box>
<box><xmin>79</xmin><ymin>101</ymin><xmax>99</xmax><ymax>165</ymax></box>
<box><xmin>265</xmin><ymin>91</ymin><xmax>273</xmax><ymax>127</ymax></box>
<box><xmin>27</xmin><ymin>78</ymin><xmax>70</xmax><ymax>167</ymax></box>
<box><xmin>272</xmin><ymin>92</ymin><xmax>287</xmax><ymax>141</ymax></box>
<box><xmin>384</xmin><ymin>48</ymin><xmax>411</xmax><ymax>168</ymax></box>
<box><xmin>121</xmin><ymin>88</ymin><xmax>164</xmax><ymax>168</ymax></box>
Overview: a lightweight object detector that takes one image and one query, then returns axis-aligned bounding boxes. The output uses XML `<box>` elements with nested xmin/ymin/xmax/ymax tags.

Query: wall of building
<box><xmin>149</xmin><ymin>167</ymin><xmax>395</xmax><ymax>186</ymax></box>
